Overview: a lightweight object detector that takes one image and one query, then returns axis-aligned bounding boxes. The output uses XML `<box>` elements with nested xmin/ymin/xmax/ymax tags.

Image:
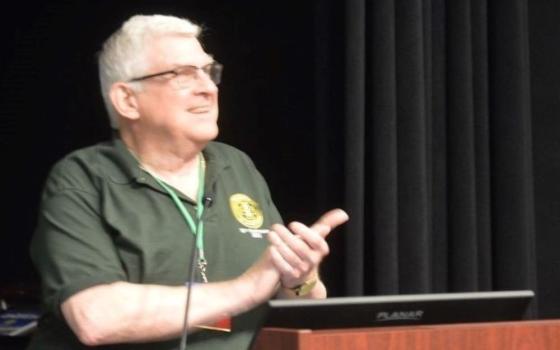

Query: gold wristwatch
<box><xmin>289</xmin><ymin>278</ymin><xmax>318</xmax><ymax>296</ymax></box>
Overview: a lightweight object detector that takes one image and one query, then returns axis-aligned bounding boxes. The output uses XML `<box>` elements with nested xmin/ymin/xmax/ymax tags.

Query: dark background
<box><xmin>530</xmin><ymin>0</ymin><xmax>560</xmax><ymax>319</ymax></box>
<box><xmin>1</xmin><ymin>0</ymin><xmax>560</xmax><ymax>326</ymax></box>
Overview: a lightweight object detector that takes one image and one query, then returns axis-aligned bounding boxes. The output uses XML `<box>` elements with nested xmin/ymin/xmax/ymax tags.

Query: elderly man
<box><xmin>28</xmin><ymin>14</ymin><xmax>348</xmax><ymax>349</ymax></box>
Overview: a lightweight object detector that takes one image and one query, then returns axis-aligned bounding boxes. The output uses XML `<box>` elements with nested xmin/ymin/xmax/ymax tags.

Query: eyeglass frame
<box><xmin>128</xmin><ymin>61</ymin><xmax>223</xmax><ymax>87</ymax></box>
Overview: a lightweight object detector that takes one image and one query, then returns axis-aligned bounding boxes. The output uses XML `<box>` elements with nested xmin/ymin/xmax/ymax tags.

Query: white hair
<box><xmin>98</xmin><ymin>14</ymin><xmax>201</xmax><ymax>129</ymax></box>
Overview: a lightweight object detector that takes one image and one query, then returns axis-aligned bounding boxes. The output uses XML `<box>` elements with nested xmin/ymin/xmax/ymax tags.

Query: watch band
<box><xmin>289</xmin><ymin>277</ymin><xmax>318</xmax><ymax>296</ymax></box>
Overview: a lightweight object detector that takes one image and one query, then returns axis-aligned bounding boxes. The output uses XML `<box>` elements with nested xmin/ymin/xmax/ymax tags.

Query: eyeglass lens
<box><xmin>170</xmin><ymin>63</ymin><xmax>221</xmax><ymax>89</ymax></box>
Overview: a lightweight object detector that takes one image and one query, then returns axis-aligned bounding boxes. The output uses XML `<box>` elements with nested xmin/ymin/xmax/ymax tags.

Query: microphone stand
<box><xmin>179</xmin><ymin>194</ymin><xmax>213</xmax><ymax>350</ymax></box>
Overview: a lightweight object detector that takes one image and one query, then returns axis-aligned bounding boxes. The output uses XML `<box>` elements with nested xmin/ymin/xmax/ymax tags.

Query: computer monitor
<box><xmin>261</xmin><ymin>290</ymin><xmax>534</xmax><ymax>330</ymax></box>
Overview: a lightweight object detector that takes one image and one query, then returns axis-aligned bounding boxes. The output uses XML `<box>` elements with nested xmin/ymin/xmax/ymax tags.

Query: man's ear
<box><xmin>109</xmin><ymin>82</ymin><xmax>141</xmax><ymax>121</ymax></box>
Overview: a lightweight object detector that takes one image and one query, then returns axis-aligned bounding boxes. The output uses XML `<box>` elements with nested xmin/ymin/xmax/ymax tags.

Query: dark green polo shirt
<box><xmin>28</xmin><ymin>139</ymin><xmax>282</xmax><ymax>349</ymax></box>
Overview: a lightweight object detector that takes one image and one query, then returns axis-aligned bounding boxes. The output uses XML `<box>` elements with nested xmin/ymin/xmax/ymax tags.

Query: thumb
<box><xmin>311</xmin><ymin>208</ymin><xmax>349</xmax><ymax>238</ymax></box>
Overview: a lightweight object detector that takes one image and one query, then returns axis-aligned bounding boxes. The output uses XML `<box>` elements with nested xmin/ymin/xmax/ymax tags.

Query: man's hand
<box><xmin>235</xmin><ymin>208</ymin><xmax>348</xmax><ymax>302</ymax></box>
<box><xmin>267</xmin><ymin>209</ymin><xmax>349</xmax><ymax>292</ymax></box>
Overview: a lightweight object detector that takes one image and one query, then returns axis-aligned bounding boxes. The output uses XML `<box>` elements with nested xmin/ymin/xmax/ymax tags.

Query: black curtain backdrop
<box><xmin>1</xmin><ymin>0</ymin><xmax>560</xmax><ymax>322</ymax></box>
<box><xmin>316</xmin><ymin>0</ymin><xmax>538</xmax><ymax>297</ymax></box>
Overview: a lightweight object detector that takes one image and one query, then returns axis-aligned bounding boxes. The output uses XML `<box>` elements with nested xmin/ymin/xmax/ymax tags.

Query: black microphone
<box><xmin>179</xmin><ymin>192</ymin><xmax>214</xmax><ymax>350</ymax></box>
<box><xmin>203</xmin><ymin>194</ymin><xmax>214</xmax><ymax>208</ymax></box>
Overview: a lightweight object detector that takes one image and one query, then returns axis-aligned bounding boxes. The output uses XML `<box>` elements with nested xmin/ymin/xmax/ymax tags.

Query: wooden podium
<box><xmin>252</xmin><ymin>320</ymin><xmax>560</xmax><ymax>350</ymax></box>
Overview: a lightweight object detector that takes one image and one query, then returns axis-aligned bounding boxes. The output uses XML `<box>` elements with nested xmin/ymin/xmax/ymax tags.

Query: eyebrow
<box><xmin>169</xmin><ymin>54</ymin><xmax>215</xmax><ymax>68</ymax></box>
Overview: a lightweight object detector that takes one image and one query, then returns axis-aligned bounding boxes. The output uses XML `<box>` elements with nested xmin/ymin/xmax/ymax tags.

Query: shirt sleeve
<box><xmin>236</xmin><ymin>147</ymin><xmax>284</xmax><ymax>226</ymax></box>
<box><xmin>30</xmin><ymin>186</ymin><xmax>126</xmax><ymax>320</ymax></box>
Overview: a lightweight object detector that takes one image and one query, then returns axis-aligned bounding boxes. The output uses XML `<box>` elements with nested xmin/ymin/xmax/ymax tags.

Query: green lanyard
<box><xmin>149</xmin><ymin>155</ymin><xmax>208</xmax><ymax>282</ymax></box>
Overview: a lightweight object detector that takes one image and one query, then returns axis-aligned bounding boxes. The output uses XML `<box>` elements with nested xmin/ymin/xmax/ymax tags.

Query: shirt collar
<box><xmin>99</xmin><ymin>137</ymin><xmax>229</xmax><ymax>189</ymax></box>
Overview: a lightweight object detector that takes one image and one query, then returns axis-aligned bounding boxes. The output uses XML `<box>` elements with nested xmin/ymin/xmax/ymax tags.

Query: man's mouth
<box><xmin>188</xmin><ymin>106</ymin><xmax>212</xmax><ymax>113</ymax></box>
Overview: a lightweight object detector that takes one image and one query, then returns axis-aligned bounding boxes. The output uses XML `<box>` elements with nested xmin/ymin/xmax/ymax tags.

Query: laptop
<box><xmin>260</xmin><ymin>290</ymin><xmax>534</xmax><ymax>329</ymax></box>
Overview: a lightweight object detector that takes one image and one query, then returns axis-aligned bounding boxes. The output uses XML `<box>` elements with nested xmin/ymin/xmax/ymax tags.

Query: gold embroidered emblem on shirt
<box><xmin>229</xmin><ymin>193</ymin><xmax>264</xmax><ymax>229</ymax></box>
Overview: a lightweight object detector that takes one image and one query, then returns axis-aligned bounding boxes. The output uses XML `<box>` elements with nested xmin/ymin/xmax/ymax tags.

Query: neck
<box><xmin>120</xmin><ymin>129</ymin><xmax>205</xmax><ymax>177</ymax></box>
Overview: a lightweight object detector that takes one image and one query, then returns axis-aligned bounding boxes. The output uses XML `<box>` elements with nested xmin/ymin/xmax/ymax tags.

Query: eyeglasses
<box><xmin>128</xmin><ymin>61</ymin><xmax>223</xmax><ymax>89</ymax></box>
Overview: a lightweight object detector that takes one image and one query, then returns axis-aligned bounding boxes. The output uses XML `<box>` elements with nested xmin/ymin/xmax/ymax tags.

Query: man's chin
<box><xmin>192</xmin><ymin>126</ymin><xmax>219</xmax><ymax>145</ymax></box>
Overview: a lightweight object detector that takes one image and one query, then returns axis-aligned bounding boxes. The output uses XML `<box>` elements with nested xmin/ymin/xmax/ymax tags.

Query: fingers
<box><xmin>268</xmin><ymin>208</ymin><xmax>348</xmax><ymax>268</ymax></box>
<box><xmin>288</xmin><ymin>222</ymin><xmax>329</xmax><ymax>257</ymax></box>
<box><xmin>268</xmin><ymin>209</ymin><xmax>348</xmax><ymax>284</ymax></box>
<box><xmin>268</xmin><ymin>225</ymin><xmax>312</xmax><ymax>278</ymax></box>
<box><xmin>266</xmin><ymin>208</ymin><xmax>349</xmax><ymax>288</ymax></box>
<box><xmin>269</xmin><ymin>245</ymin><xmax>299</xmax><ymax>277</ymax></box>
<box><xmin>310</xmin><ymin>208</ymin><xmax>349</xmax><ymax>238</ymax></box>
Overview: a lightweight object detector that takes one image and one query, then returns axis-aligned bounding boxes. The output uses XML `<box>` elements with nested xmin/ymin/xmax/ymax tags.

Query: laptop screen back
<box><xmin>261</xmin><ymin>290</ymin><xmax>534</xmax><ymax>330</ymax></box>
